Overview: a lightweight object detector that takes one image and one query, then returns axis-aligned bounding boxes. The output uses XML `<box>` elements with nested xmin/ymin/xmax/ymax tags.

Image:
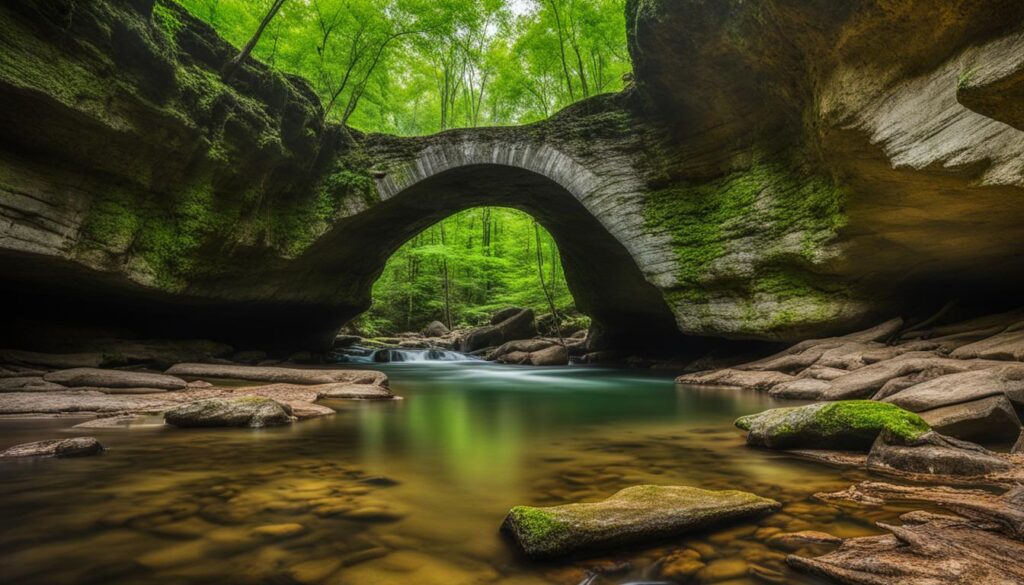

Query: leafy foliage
<box><xmin>174</xmin><ymin>0</ymin><xmax>631</xmax><ymax>134</ymax></box>
<box><xmin>357</xmin><ymin>207</ymin><xmax>577</xmax><ymax>335</ymax></box>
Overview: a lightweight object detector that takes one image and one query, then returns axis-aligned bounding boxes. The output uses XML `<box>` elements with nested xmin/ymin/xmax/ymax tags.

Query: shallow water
<box><xmin>0</xmin><ymin>363</ymin><xmax>917</xmax><ymax>585</ymax></box>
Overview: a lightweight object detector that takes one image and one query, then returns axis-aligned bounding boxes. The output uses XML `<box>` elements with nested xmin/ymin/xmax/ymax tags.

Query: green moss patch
<box><xmin>643</xmin><ymin>152</ymin><xmax>853</xmax><ymax>336</ymax></box>
<box><xmin>506</xmin><ymin>506</ymin><xmax>567</xmax><ymax>548</ymax></box>
<box><xmin>736</xmin><ymin>400</ymin><xmax>930</xmax><ymax>450</ymax></box>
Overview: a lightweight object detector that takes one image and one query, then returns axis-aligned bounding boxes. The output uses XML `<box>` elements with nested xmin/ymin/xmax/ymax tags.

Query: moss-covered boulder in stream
<box><xmin>164</xmin><ymin>397</ymin><xmax>294</xmax><ymax>428</ymax></box>
<box><xmin>501</xmin><ymin>485</ymin><xmax>779</xmax><ymax>559</ymax></box>
<box><xmin>735</xmin><ymin>401</ymin><xmax>930</xmax><ymax>450</ymax></box>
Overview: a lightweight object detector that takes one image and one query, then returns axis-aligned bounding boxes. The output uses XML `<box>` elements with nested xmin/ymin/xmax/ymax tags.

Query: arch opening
<box><xmin>355</xmin><ymin>206</ymin><xmax>584</xmax><ymax>339</ymax></box>
<box><xmin>304</xmin><ymin>161</ymin><xmax>687</xmax><ymax>352</ymax></box>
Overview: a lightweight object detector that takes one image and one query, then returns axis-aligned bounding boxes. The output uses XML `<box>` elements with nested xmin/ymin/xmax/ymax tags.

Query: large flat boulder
<box><xmin>735</xmin><ymin>318</ymin><xmax>904</xmax><ymax>373</ymax></box>
<box><xmin>461</xmin><ymin>309</ymin><xmax>536</xmax><ymax>353</ymax></box>
<box><xmin>919</xmin><ymin>395</ymin><xmax>1022</xmax><ymax>443</ymax></box>
<box><xmin>164</xmin><ymin>397</ymin><xmax>293</xmax><ymax>428</ymax></box>
<box><xmin>677</xmin><ymin>369</ymin><xmax>794</xmax><ymax>391</ymax></box>
<box><xmin>164</xmin><ymin>363</ymin><xmax>387</xmax><ymax>386</ymax></box>
<box><xmin>501</xmin><ymin>485</ymin><xmax>779</xmax><ymax>559</ymax></box>
<box><xmin>951</xmin><ymin>330</ymin><xmax>1024</xmax><ymax>361</ymax></box>
<box><xmin>882</xmin><ymin>365</ymin><xmax>1024</xmax><ymax>411</ymax></box>
<box><xmin>529</xmin><ymin>344</ymin><xmax>568</xmax><ymax>366</ymax></box>
<box><xmin>818</xmin><ymin>354</ymin><xmax>993</xmax><ymax>401</ymax></box>
<box><xmin>866</xmin><ymin>430</ymin><xmax>1012</xmax><ymax>476</ymax></box>
<box><xmin>736</xmin><ymin>401</ymin><xmax>930</xmax><ymax>450</ymax></box>
<box><xmin>421</xmin><ymin>321</ymin><xmax>450</xmax><ymax>338</ymax></box>
<box><xmin>43</xmin><ymin>368</ymin><xmax>187</xmax><ymax>390</ymax></box>
<box><xmin>0</xmin><ymin>437</ymin><xmax>104</xmax><ymax>458</ymax></box>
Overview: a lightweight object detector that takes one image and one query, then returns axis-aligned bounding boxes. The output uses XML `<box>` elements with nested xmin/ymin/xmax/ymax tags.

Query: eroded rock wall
<box><xmin>0</xmin><ymin>0</ymin><xmax>1022</xmax><ymax>350</ymax></box>
<box><xmin>626</xmin><ymin>0</ymin><xmax>1024</xmax><ymax>340</ymax></box>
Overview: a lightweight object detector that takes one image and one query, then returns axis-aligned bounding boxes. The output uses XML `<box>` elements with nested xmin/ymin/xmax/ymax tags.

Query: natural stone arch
<box><xmin>297</xmin><ymin>137</ymin><xmax>686</xmax><ymax>350</ymax></box>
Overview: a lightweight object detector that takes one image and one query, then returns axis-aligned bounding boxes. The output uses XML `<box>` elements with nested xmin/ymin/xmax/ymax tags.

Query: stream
<box><xmin>0</xmin><ymin>361</ymin><xmax>919</xmax><ymax>585</ymax></box>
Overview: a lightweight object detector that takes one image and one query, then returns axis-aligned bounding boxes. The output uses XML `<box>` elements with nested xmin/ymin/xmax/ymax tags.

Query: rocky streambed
<box><xmin>2</xmin><ymin>311</ymin><xmax>1024</xmax><ymax>584</ymax></box>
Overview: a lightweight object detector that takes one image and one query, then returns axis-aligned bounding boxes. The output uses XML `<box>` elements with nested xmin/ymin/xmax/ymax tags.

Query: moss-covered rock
<box><xmin>501</xmin><ymin>485</ymin><xmax>780</xmax><ymax>559</ymax></box>
<box><xmin>735</xmin><ymin>401</ymin><xmax>930</xmax><ymax>450</ymax></box>
<box><xmin>164</xmin><ymin>396</ymin><xmax>293</xmax><ymax>428</ymax></box>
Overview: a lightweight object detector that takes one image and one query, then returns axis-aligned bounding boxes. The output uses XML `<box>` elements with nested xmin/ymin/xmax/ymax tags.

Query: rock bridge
<box><xmin>1</xmin><ymin>0</ymin><xmax>1024</xmax><ymax>352</ymax></box>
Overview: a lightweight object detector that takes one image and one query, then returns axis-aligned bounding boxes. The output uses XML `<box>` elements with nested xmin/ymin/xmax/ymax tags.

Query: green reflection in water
<box><xmin>0</xmin><ymin>364</ymin><xmax>903</xmax><ymax>585</ymax></box>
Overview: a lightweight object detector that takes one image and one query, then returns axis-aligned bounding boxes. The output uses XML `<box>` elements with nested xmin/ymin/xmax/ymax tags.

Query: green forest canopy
<box><xmin>176</xmin><ymin>0</ymin><xmax>631</xmax><ymax>135</ymax></box>
<box><xmin>357</xmin><ymin>207</ymin><xmax>581</xmax><ymax>336</ymax></box>
<box><xmin>173</xmin><ymin>1</ymin><xmax>629</xmax><ymax>335</ymax></box>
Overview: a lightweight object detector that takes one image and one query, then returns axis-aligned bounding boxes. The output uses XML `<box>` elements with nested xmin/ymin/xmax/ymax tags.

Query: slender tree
<box><xmin>222</xmin><ymin>0</ymin><xmax>288</xmax><ymax>80</ymax></box>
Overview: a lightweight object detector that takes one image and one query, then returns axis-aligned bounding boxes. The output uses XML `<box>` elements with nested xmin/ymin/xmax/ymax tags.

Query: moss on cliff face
<box><xmin>643</xmin><ymin>153</ymin><xmax>855</xmax><ymax>337</ymax></box>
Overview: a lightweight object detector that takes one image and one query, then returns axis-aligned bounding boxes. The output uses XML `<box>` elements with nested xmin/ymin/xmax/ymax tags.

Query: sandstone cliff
<box><xmin>1</xmin><ymin>0</ymin><xmax>1022</xmax><ymax>350</ymax></box>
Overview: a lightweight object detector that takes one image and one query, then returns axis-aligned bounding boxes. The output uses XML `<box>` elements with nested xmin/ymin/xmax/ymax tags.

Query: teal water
<box><xmin>0</xmin><ymin>363</ymin><xmax>907</xmax><ymax>584</ymax></box>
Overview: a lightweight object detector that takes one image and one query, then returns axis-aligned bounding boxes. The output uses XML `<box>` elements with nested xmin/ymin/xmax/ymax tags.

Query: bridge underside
<box><xmin>0</xmin><ymin>163</ymin><xmax>687</xmax><ymax>353</ymax></box>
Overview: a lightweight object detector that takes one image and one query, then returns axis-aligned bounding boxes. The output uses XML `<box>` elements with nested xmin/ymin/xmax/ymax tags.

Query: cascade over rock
<box><xmin>1</xmin><ymin>0</ymin><xmax>1022</xmax><ymax>350</ymax></box>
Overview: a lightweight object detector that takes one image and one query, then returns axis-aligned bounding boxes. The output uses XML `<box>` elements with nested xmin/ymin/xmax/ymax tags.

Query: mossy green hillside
<box><xmin>736</xmin><ymin>400</ymin><xmax>930</xmax><ymax>450</ymax></box>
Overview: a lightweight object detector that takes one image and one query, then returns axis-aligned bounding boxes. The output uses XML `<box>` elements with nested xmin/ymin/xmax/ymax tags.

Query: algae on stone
<box><xmin>736</xmin><ymin>400</ymin><xmax>930</xmax><ymax>450</ymax></box>
<box><xmin>502</xmin><ymin>485</ymin><xmax>779</xmax><ymax>559</ymax></box>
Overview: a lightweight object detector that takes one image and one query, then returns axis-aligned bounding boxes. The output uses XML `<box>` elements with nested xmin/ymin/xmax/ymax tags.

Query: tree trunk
<box><xmin>222</xmin><ymin>0</ymin><xmax>288</xmax><ymax>81</ymax></box>
<box><xmin>534</xmin><ymin>222</ymin><xmax>564</xmax><ymax>344</ymax></box>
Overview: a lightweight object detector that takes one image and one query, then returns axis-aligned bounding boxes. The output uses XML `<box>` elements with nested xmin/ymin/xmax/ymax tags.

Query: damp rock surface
<box><xmin>501</xmin><ymin>485</ymin><xmax>780</xmax><ymax>559</ymax></box>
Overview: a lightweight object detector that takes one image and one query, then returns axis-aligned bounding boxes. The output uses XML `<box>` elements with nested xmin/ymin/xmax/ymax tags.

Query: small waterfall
<box><xmin>371</xmin><ymin>348</ymin><xmax>479</xmax><ymax>363</ymax></box>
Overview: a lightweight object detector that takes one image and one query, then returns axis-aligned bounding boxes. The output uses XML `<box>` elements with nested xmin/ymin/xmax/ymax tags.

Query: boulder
<box><xmin>1013</xmin><ymin>431</ymin><xmax>1024</xmax><ymax>454</ymax></box>
<box><xmin>43</xmin><ymin>368</ymin><xmax>188</xmax><ymax>390</ymax></box>
<box><xmin>333</xmin><ymin>335</ymin><xmax>361</xmax><ymax>348</ymax></box>
<box><xmin>529</xmin><ymin>344</ymin><xmax>568</xmax><ymax>366</ymax></box>
<box><xmin>768</xmin><ymin>378</ymin><xmax>831</xmax><ymax>399</ymax></box>
<box><xmin>491</xmin><ymin>338</ymin><xmax>555</xmax><ymax>360</ymax></box>
<box><xmin>736</xmin><ymin>401</ymin><xmax>931</xmax><ymax>450</ymax></box>
<box><xmin>736</xmin><ymin>318</ymin><xmax>904</xmax><ymax>372</ymax></box>
<box><xmin>313</xmin><ymin>383</ymin><xmax>394</xmax><ymax>400</ymax></box>
<box><xmin>490</xmin><ymin>307</ymin><xmax>525</xmax><ymax>325</ymax></box>
<box><xmin>496</xmin><ymin>351</ymin><xmax>531</xmax><ymax>364</ymax></box>
<box><xmin>951</xmin><ymin>330</ymin><xmax>1024</xmax><ymax>361</ymax></box>
<box><xmin>882</xmin><ymin>365</ymin><xmax>1024</xmax><ymax>411</ymax></box>
<box><xmin>866</xmin><ymin>430</ymin><xmax>1012</xmax><ymax>476</ymax></box>
<box><xmin>164</xmin><ymin>363</ymin><xmax>387</xmax><ymax>387</ymax></box>
<box><xmin>164</xmin><ymin>397</ymin><xmax>294</xmax><ymax>428</ymax></box>
<box><xmin>815</xmin><ymin>354</ymin><xmax>997</xmax><ymax>401</ymax></box>
<box><xmin>918</xmin><ymin>395</ymin><xmax>1022</xmax><ymax>443</ymax></box>
<box><xmin>461</xmin><ymin>309</ymin><xmax>536</xmax><ymax>353</ymax></box>
<box><xmin>677</xmin><ymin>369</ymin><xmax>795</xmax><ymax>391</ymax></box>
<box><xmin>0</xmin><ymin>437</ymin><xmax>104</xmax><ymax>458</ymax></box>
<box><xmin>421</xmin><ymin>321</ymin><xmax>450</xmax><ymax>338</ymax></box>
<box><xmin>460</xmin><ymin>327</ymin><xmax>504</xmax><ymax>353</ymax></box>
<box><xmin>501</xmin><ymin>485</ymin><xmax>779</xmax><ymax>559</ymax></box>
<box><xmin>494</xmin><ymin>308</ymin><xmax>536</xmax><ymax>340</ymax></box>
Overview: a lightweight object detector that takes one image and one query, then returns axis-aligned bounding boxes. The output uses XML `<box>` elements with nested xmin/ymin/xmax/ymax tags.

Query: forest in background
<box><xmin>172</xmin><ymin>0</ymin><xmax>629</xmax><ymax>334</ymax></box>
<box><xmin>355</xmin><ymin>207</ymin><xmax>580</xmax><ymax>336</ymax></box>
<box><xmin>175</xmin><ymin>0</ymin><xmax>630</xmax><ymax>135</ymax></box>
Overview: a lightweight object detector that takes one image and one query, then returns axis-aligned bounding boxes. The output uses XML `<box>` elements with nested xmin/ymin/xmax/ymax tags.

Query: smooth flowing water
<box><xmin>0</xmin><ymin>363</ymin><xmax>914</xmax><ymax>585</ymax></box>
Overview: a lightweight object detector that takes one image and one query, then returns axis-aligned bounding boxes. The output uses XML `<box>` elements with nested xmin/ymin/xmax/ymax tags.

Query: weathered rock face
<box><xmin>501</xmin><ymin>485</ymin><xmax>780</xmax><ymax>559</ymax></box>
<box><xmin>1</xmin><ymin>0</ymin><xmax>1022</xmax><ymax>350</ymax></box>
<box><xmin>735</xmin><ymin>401</ymin><xmax>931</xmax><ymax>451</ymax></box>
<box><xmin>164</xmin><ymin>397</ymin><xmax>293</xmax><ymax>428</ymax></box>
<box><xmin>0</xmin><ymin>437</ymin><xmax>104</xmax><ymax>458</ymax></box>
<box><xmin>866</xmin><ymin>429</ymin><xmax>1012</xmax><ymax>476</ymax></box>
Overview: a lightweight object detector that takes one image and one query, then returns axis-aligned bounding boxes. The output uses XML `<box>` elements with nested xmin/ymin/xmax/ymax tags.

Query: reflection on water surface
<box><xmin>0</xmin><ymin>363</ymin><xmax>909</xmax><ymax>584</ymax></box>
